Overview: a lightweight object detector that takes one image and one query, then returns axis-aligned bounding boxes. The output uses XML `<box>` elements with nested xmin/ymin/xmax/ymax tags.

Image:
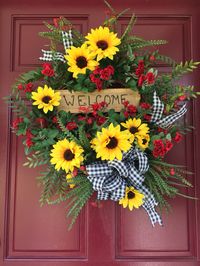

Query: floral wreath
<box><xmin>6</xmin><ymin>2</ymin><xmax>200</xmax><ymax>229</ymax></box>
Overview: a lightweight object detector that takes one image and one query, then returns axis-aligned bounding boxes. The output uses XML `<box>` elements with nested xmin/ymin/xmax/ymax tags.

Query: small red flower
<box><xmin>66</xmin><ymin>121</ymin><xmax>77</xmax><ymax>130</ymax></box>
<box><xmin>26</xmin><ymin>130</ymin><xmax>34</xmax><ymax>148</ymax></box>
<box><xmin>100</xmin><ymin>65</ymin><xmax>114</xmax><ymax>80</ymax></box>
<box><xmin>173</xmin><ymin>132</ymin><xmax>183</xmax><ymax>143</ymax></box>
<box><xmin>146</xmin><ymin>72</ymin><xmax>155</xmax><ymax>84</ymax></box>
<box><xmin>77</xmin><ymin>115</ymin><xmax>86</xmax><ymax>121</ymax></box>
<box><xmin>35</xmin><ymin>117</ymin><xmax>47</xmax><ymax>128</ymax></box>
<box><xmin>122</xmin><ymin>100</ymin><xmax>129</xmax><ymax>107</ymax></box>
<box><xmin>140</xmin><ymin>102</ymin><xmax>151</xmax><ymax>109</ymax></box>
<box><xmin>165</xmin><ymin>140</ymin><xmax>173</xmax><ymax>152</ymax></box>
<box><xmin>96</xmin><ymin>79</ymin><xmax>103</xmax><ymax>91</ymax></box>
<box><xmin>80</xmin><ymin>165</ymin><xmax>86</xmax><ymax>171</ymax></box>
<box><xmin>170</xmin><ymin>168</ymin><xmax>175</xmax><ymax>176</ymax></box>
<box><xmin>143</xmin><ymin>114</ymin><xmax>151</xmax><ymax>121</ymax></box>
<box><xmin>97</xmin><ymin>116</ymin><xmax>106</xmax><ymax>125</ymax></box>
<box><xmin>17</xmin><ymin>84</ymin><xmax>24</xmax><ymax>90</ymax></box>
<box><xmin>91</xmin><ymin>103</ymin><xmax>100</xmax><ymax>111</ymax></box>
<box><xmin>52</xmin><ymin>116</ymin><xmax>58</xmax><ymax>124</ymax></box>
<box><xmin>179</xmin><ymin>95</ymin><xmax>186</xmax><ymax>101</ymax></box>
<box><xmin>138</xmin><ymin>74</ymin><xmax>146</xmax><ymax>87</ymax></box>
<box><xmin>127</xmin><ymin>104</ymin><xmax>137</xmax><ymax>113</ymax></box>
<box><xmin>152</xmin><ymin>139</ymin><xmax>166</xmax><ymax>158</ymax></box>
<box><xmin>12</xmin><ymin>117</ymin><xmax>23</xmax><ymax>130</ymax></box>
<box><xmin>157</xmin><ymin>127</ymin><xmax>168</xmax><ymax>134</ymax></box>
<box><xmin>53</xmin><ymin>18</ymin><xmax>59</xmax><ymax>27</ymax></box>
<box><xmin>135</xmin><ymin>60</ymin><xmax>144</xmax><ymax>76</ymax></box>
<box><xmin>123</xmin><ymin>111</ymin><xmax>129</xmax><ymax>119</ymax></box>
<box><xmin>149</xmin><ymin>55</ymin><xmax>155</xmax><ymax>61</ymax></box>
<box><xmin>24</xmin><ymin>82</ymin><xmax>33</xmax><ymax>92</ymax></box>
<box><xmin>90</xmin><ymin>73</ymin><xmax>99</xmax><ymax>83</ymax></box>
<box><xmin>93</xmin><ymin>66</ymin><xmax>101</xmax><ymax>75</ymax></box>
<box><xmin>86</xmin><ymin>117</ymin><xmax>93</xmax><ymax>125</ymax></box>
<box><xmin>72</xmin><ymin>168</ymin><xmax>78</xmax><ymax>177</ymax></box>
<box><xmin>41</xmin><ymin>63</ymin><xmax>54</xmax><ymax>77</ymax></box>
<box><xmin>79</xmin><ymin>106</ymin><xmax>90</xmax><ymax>113</ymax></box>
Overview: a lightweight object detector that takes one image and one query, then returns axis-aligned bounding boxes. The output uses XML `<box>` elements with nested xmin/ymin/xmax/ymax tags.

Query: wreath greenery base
<box><xmin>6</xmin><ymin>1</ymin><xmax>199</xmax><ymax>229</ymax></box>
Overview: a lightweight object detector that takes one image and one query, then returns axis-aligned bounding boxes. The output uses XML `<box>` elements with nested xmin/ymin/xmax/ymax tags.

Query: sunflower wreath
<box><xmin>6</xmin><ymin>1</ymin><xmax>200</xmax><ymax>229</ymax></box>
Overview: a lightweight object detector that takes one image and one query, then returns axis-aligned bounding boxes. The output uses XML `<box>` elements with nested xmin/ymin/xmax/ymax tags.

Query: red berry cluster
<box><xmin>122</xmin><ymin>100</ymin><xmax>137</xmax><ymax>118</ymax></box>
<box><xmin>41</xmin><ymin>63</ymin><xmax>55</xmax><ymax>77</ymax></box>
<box><xmin>18</xmin><ymin>82</ymin><xmax>33</xmax><ymax>93</ymax></box>
<box><xmin>152</xmin><ymin>139</ymin><xmax>173</xmax><ymax>158</ymax></box>
<box><xmin>26</xmin><ymin>130</ymin><xmax>34</xmax><ymax>148</ymax></box>
<box><xmin>90</xmin><ymin>65</ymin><xmax>114</xmax><ymax>91</ymax></box>
<box><xmin>12</xmin><ymin>117</ymin><xmax>23</xmax><ymax>130</ymax></box>
<box><xmin>135</xmin><ymin>60</ymin><xmax>155</xmax><ymax>87</ymax></box>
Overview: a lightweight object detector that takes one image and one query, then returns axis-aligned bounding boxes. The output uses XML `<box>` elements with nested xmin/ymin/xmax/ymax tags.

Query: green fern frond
<box><xmin>120</xmin><ymin>39</ymin><xmax>167</xmax><ymax>52</ymax></box>
<box><xmin>172</xmin><ymin>60</ymin><xmax>200</xmax><ymax>79</ymax></box>
<box><xmin>78</xmin><ymin>126</ymin><xmax>91</xmax><ymax>150</ymax></box>
<box><xmin>156</xmin><ymin>53</ymin><xmax>176</xmax><ymax>66</ymax></box>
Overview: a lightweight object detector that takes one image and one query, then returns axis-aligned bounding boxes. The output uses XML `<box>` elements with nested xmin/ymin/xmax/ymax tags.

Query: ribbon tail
<box><xmin>138</xmin><ymin>185</ymin><xmax>163</xmax><ymax>226</ymax></box>
<box><xmin>143</xmin><ymin>204</ymin><xmax>163</xmax><ymax>226</ymax></box>
<box><xmin>156</xmin><ymin>104</ymin><xmax>187</xmax><ymax>128</ymax></box>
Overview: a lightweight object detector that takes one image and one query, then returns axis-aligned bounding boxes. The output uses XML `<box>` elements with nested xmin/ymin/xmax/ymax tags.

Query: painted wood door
<box><xmin>0</xmin><ymin>0</ymin><xmax>200</xmax><ymax>265</ymax></box>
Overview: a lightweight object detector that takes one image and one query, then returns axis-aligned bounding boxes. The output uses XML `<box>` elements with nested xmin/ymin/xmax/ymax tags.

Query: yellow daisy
<box><xmin>50</xmin><ymin>139</ymin><xmax>84</xmax><ymax>173</ymax></box>
<box><xmin>119</xmin><ymin>187</ymin><xmax>144</xmax><ymax>211</ymax></box>
<box><xmin>65</xmin><ymin>43</ymin><xmax>98</xmax><ymax>78</ymax></box>
<box><xmin>121</xmin><ymin>118</ymin><xmax>149</xmax><ymax>143</ymax></box>
<box><xmin>137</xmin><ymin>134</ymin><xmax>150</xmax><ymax>150</ymax></box>
<box><xmin>31</xmin><ymin>85</ymin><xmax>61</xmax><ymax>114</ymax></box>
<box><xmin>85</xmin><ymin>26</ymin><xmax>121</xmax><ymax>61</ymax></box>
<box><xmin>91</xmin><ymin>123</ymin><xmax>131</xmax><ymax>161</ymax></box>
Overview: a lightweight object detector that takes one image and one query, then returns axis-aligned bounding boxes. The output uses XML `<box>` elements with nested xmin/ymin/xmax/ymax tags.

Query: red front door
<box><xmin>1</xmin><ymin>0</ymin><xmax>200</xmax><ymax>265</ymax></box>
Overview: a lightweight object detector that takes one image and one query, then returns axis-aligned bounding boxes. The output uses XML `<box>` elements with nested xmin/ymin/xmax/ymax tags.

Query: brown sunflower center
<box><xmin>76</xmin><ymin>56</ymin><xmax>87</xmax><ymax>69</ymax></box>
<box><xmin>106</xmin><ymin>137</ymin><xmax>118</xmax><ymax>149</ymax></box>
<box><xmin>127</xmin><ymin>191</ymin><xmax>135</xmax><ymax>199</ymax></box>
<box><xmin>64</xmin><ymin>149</ymin><xmax>75</xmax><ymax>161</ymax></box>
<box><xmin>130</xmin><ymin>126</ymin><xmax>138</xmax><ymax>134</ymax></box>
<box><xmin>142</xmin><ymin>139</ymin><xmax>147</xmax><ymax>145</ymax></box>
<box><xmin>97</xmin><ymin>40</ymin><xmax>108</xmax><ymax>50</ymax></box>
<box><xmin>42</xmin><ymin>96</ymin><xmax>52</xmax><ymax>104</ymax></box>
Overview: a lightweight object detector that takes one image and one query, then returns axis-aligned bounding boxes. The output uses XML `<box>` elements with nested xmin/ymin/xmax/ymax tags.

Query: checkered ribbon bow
<box><xmin>39</xmin><ymin>30</ymin><xmax>73</xmax><ymax>62</ymax></box>
<box><xmin>151</xmin><ymin>91</ymin><xmax>187</xmax><ymax>128</ymax></box>
<box><xmin>86</xmin><ymin>147</ymin><xmax>162</xmax><ymax>226</ymax></box>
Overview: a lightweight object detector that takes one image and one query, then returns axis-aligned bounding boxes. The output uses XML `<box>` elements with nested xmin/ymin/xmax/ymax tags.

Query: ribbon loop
<box><xmin>151</xmin><ymin>91</ymin><xmax>187</xmax><ymax>128</ymax></box>
<box><xmin>86</xmin><ymin>147</ymin><xmax>162</xmax><ymax>226</ymax></box>
<box><xmin>39</xmin><ymin>30</ymin><xmax>73</xmax><ymax>62</ymax></box>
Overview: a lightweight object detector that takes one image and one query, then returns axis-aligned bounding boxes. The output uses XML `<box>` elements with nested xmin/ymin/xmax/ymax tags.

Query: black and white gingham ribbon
<box><xmin>39</xmin><ymin>49</ymin><xmax>66</xmax><ymax>62</ymax></box>
<box><xmin>62</xmin><ymin>30</ymin><xmax>73</xmax><ymax>51</ymax></box>
<box><xmin>151</xmin><ymin>91</ymin><xmax>187</xmax><ymax>128</ymax></box>
<box><xmin>86</xmin><ymin>147</ymin><xmax>162</xmax><ymax>226</ymax></box>
<box><xmin>39</xmin><ymin>30</ymin><xmax>73</xmax><ymax>62</ymax></box>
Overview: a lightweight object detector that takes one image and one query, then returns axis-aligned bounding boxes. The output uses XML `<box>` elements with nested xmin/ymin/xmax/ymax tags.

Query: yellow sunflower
<box><xmin>50</xmin><ymin>139</ymin><xmax>84</xmax><ymax>173</ymax></box>
<box><xmin>119</xmin><ymin>187</ymin><xmax>144</xmax><ymax>211</ymax></box>
<box><xmin>85</xmin><ymin>26</ymin><xmax>121</xmax><ymax>61</ymax></box>
<box><xmin>121</xmin><ymin>118</ymin><xmax>149</xmax><ymax>143</ymax></box>
<box><xmin>91</xmin><ymin>123</ymin><xmax>131</xmax><ymax>161</ymax></box>
<box><xmin>65</xmin><ymin>43</ymin><xmax>98</xmax><ymax>78</ymax></box>
<box><xmin>137</xmin><ymin>134</ymin><xmax>150</xmax><ymax>150</ymax></box>
<box><xmin>31</xmin><ymin>85</ymin><xmax>61</xmax><ymax>114</ymax></box>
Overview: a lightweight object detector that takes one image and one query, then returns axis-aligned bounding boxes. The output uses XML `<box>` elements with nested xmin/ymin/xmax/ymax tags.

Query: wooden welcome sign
<box><xmin>58</xmin><ymin>88</ymin><xmax>140</xmax><ymax>113</ymax></box>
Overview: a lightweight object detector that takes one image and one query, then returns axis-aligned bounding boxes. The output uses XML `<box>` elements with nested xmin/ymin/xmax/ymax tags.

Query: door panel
<box><xmin>1</xmin><ymin>0</ymin><xmax>200</xmax><ymax>265</ymax></box>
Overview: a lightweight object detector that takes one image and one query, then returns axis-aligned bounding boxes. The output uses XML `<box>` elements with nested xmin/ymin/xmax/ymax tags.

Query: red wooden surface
<box><xmin>0</xmin><ymin>0</ymin><xmax>200</xmax><ymax>265</ymax></box>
